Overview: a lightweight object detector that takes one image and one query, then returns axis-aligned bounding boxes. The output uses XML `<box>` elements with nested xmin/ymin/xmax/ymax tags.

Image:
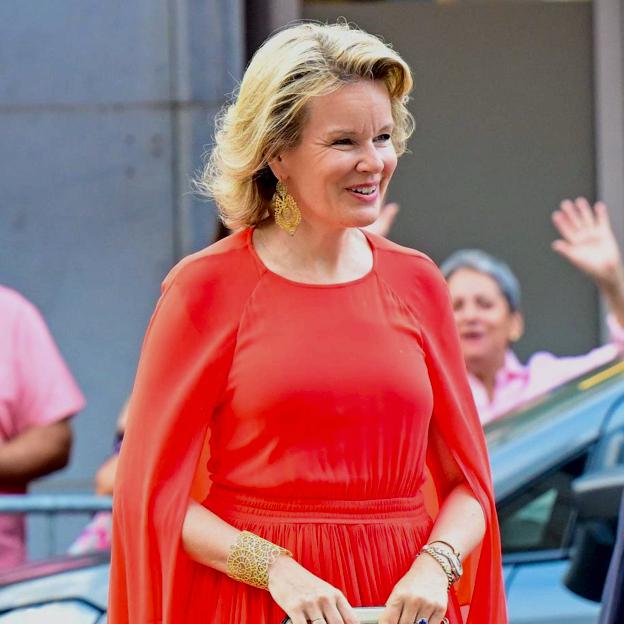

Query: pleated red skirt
<box><xmin>184</xmin><ymin>486</ymin><xmax>462</xmax><ymax>623</ymax></box>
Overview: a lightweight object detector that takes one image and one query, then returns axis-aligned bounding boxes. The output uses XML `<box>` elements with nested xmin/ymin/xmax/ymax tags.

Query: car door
<box><xmin>500</xmin><ymin>449</ymin><xmax>602</xmax><ymax>624</ymax></box>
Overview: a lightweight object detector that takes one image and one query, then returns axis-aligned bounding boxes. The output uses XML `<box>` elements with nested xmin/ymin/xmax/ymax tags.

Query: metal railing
<box><xmin>0</xmin><ymin>494</ymin><xmax>113</xmax><ymax>558</ymax></box>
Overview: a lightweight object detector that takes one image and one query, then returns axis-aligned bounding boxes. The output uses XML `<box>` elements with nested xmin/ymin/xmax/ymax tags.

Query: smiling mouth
<box><xmin>461</xmin><ymin>332</ymin><xmax>484</xmax><ymax>340</ymax></box>
<box><xmin>347</xmin><ymin>185</ymin><xmax>377</xmax><ymax>196</ymax></box>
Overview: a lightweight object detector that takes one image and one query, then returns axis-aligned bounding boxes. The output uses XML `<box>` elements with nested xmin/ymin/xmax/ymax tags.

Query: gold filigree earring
<box><xmin>272</xmin><ymin>181</ymin><xmax>301</xmax><ymax>236</ymax></box>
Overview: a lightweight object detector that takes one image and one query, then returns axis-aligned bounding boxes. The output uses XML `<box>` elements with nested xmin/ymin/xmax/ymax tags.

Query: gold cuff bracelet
<box><xmin>226</xmin><ymin>530</ymin><xmax>292</xmax><ymax>589</ymax></box>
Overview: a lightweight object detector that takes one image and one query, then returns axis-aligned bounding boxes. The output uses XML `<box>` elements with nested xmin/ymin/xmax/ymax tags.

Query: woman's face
<box><xmin>448</xmin><ymin>268</ymin><xmax>523</xmax><ymax>371</ymax></box>
<box><xmin>271</xmin><ymin>80</ymin><xmax>398</xmax><ymax>230</ymax></box>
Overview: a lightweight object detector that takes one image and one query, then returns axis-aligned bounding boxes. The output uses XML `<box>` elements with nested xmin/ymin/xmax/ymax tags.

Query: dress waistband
<box><xmin>203</xmin><ymin>485</ymin><xmax>430</xmax><ymax>525</ymax></box>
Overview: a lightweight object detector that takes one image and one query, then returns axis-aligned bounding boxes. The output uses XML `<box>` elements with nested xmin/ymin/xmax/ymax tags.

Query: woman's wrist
<box><xmin>268</xmin><ymin>551</ymin><xmax>297</xmax><ymax>582</ymax></box>
<box><xmin>599</xmin><ymin>266</ymin><xmax>624</xmax><ymax>328</ymax></box>
<box><xmin>596</xmin><ymin>262</ymin><xmax>624</xmax><ymax>294</ymax></box>
<box><xmin>427</xmin><ymin>541</ymin><xmax>463</xmax><ymax>580</ymax></box>
<box><xmin>410</xmin><ymin>550</ymin><xmax>451</xmax><ymax>589</ymax></box>
<box><xmin>226</xmin><ymin>530</ymin><xmax>292</xmax><ymax>589</ymax></box>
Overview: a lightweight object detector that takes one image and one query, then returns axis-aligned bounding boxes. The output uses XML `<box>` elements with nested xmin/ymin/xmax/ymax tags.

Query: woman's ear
<box><xmin>509</xmin><ymin>311</ymin><xmax>525</xmax><ymax>343</ymax></box>
<box><xmin>268</xmin><ymin>154</ymin><xmax>287</xmax><ymax>183</ymax></box>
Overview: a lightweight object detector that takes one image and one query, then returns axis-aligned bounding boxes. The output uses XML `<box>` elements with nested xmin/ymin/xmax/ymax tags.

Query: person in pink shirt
<box><xmin>441</xmin><ymin>197</ymin><xmax>624</xmax><ymax>424</ymax></box>
<box><xmin>0</xmin><ymin>285</ymin><xmax>85</xmax><ymax>569</ymax></box>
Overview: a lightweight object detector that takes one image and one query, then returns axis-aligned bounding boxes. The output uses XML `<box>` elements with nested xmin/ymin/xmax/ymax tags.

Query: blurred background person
<box><xmin>441</xmin><ymin>197</ymin><xmax>624</xmax><ymax>424</ymax></box>
<box><xmin>0</xmin><ymin>285</ymin><xmax>84</xmax><ymax>568</ymax></box>
<box><xmin>93</xmin><ymin>400</ymin><xmax>128</xmax><ymax>497</ymax></box>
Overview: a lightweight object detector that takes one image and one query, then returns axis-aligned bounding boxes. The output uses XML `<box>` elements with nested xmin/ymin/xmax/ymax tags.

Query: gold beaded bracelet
<box><xmin>427</xmin><ymin>544</ymin><xmax>463</xmax><ymax>581</ymax></box>
<box><xmin>419</xmin><ymin>545</ymin><xmax>455</xmax><ymax>590</ymax></box>
<box><xmin>430</xmin><ymin>539</ymin><xmax>461</xmax><ymax>561</ymax></box>
<box><xmin>226</xmin><ymin>530</ymin><xmax>292</xmax><ymax>589</ymax></box>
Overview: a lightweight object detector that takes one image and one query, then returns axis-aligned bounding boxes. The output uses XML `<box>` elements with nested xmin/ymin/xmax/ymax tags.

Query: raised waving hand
<box><xmin>552</xmin><ymin>197</ymin><xmax>624</xmax><ymax>328</ymax></box>
<box><xmin>551</xmin><ymin>198</ymin><xmax>622</xmax><ymax>284</ymax></box>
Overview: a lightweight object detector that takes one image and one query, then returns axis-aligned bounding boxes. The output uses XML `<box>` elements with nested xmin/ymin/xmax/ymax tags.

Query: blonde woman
<box><xmin>109</xmin><ymin>22</ymin><xmax>506</xmax><ymax>624</ymax></box>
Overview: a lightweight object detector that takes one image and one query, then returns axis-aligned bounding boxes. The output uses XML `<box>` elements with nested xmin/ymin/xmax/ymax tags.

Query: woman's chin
<box><xmin>464</xmin><ymin>350</ymin><xmax>494</xmax><ymax>370</ymax></box>
<box><xmin>342</xmin><ymin>207</ymin><xmax>379</xmax><ymax>228</ymax></box>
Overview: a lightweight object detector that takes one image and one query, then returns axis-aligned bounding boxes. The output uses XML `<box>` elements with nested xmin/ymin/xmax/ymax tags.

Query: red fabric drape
<box><xmin>108</xmin><ymin>230</ymin><xmax>507</xmax><ymax>623</ymax></box>
<box><xmin>376</xmin><ymin>235</ymin><xmax>507</xmax><ymax>621</ymax></box>
<box><xmin>109</xmin><ymin>236</ymin><xmax>260</xmax><ymax>622</ymax></box>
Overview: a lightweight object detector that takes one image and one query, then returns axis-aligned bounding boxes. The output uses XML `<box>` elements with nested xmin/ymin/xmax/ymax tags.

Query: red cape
<box><xmin>109</xmin><ymin>230</ymin><xmax>507</xmax><ymax>623</ymax></box>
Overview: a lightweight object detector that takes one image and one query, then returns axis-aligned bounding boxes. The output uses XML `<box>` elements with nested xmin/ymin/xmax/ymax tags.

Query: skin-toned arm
<box><xmin>552</xmin><ymin>198</ymin><xmax>624</xmax><ymax>328</ymax></box>
<box><xmin>95</xmin><ymin>401</ymin><xmax>129</xmax><ymax>496</ymax></box>
<box><xmin>380</xmin><ymin>427</ymin><xmax>486</xmax><ymax>624</ymax></box>
<box><xmin>0</xmin><ymin>418</ymin><xmax>73</xmax><ymax>488</ymax></box>
<box><xmin>94</xmin><ymin>454</ymin><xmax>119</xmax><ymax>495</ymax></box>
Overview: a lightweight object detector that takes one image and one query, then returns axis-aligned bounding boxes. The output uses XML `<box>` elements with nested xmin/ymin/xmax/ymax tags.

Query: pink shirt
<box><xmin>472</xmin><ymin>316</ymin><xmax>624</xmax><ymax>424</ymax></box>
<box><xmin>0</xmin><ymin>286</ymin><xmax>85</xmax><ymax>568</ymax></box>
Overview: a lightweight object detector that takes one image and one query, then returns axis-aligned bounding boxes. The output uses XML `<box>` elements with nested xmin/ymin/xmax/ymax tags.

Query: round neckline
<box><xmin>247</xmin><ymin>226</ymin><xmax>377</xmax><ymax>289</ymax></box>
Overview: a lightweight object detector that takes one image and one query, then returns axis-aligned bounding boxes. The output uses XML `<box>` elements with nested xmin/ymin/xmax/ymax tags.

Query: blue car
<box><xmin>490</xmin><ymin>358</ymin><xmax>624</xmax><ymax>623</ymax></box>
<box><xmin>2</xmin><ymin>359</ymin><xmax>624</xmax><ymax>622</ymax></box>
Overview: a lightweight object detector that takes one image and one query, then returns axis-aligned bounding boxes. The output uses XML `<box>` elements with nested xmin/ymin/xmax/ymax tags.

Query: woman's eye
<box><xmin>375</xmin><ymin>133</ymin><xmax>392</xmax><ymax>142</ymax></box>
<box><xmin>332</xmin><ymin>138</ymin><xmax>353</xmax><ymax>146</ymax></box>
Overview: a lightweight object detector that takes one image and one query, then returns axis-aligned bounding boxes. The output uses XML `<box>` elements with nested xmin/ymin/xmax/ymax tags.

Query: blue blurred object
<box><xmin>598</xmin><ymin>493</ymin><xmax>624</xmax><ymax>623</ymax></box>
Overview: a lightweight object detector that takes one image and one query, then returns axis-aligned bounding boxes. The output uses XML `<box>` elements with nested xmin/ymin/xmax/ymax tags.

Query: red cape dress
<box><xmin>108</xmin><ymin>228</ymin><xmax>507</xmax><ymax>623</ymax></box>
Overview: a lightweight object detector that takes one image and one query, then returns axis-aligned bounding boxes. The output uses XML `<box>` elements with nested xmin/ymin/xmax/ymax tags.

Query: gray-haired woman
<box><xmin>442</xmin><ymin>198</ymin><xmax>624</xmax><ymax>423</ymax></box>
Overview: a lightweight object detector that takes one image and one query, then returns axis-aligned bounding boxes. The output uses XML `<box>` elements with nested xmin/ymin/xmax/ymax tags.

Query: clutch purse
<box><xmin>282</xmin><ymin>607</ymin><xmax>385</xmax><ymax>623</ymax></box>
<box><xmin>282</xmin><ymin>608</ymin><xmax>449</xmax><ymax>623</ymax></box>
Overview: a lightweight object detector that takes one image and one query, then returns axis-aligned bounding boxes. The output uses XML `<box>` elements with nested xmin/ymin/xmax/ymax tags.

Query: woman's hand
<box><xmin>268</xmin><ymin>555</ymin><xmax>360</xmax><ymax>624</ymax></box>
<box><xmin>379</xmin><ymin>554</ymin><xmax>449</xmax><ymax>624</ymax></box>
<box><xmin>552</xmin><ymin>197</ymin><xmax>624</xmax><ymax>329</ymax></box>
<box><xmin>551</xmin><ymin>198</ymin><xmax>624</xmax><ymax>287</ymax></box>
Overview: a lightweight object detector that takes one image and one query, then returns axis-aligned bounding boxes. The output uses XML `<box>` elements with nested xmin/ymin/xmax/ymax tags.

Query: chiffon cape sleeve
<box><xmin>416</xmin><ymin>256</ymin><xmax>507</xmax><ymax>623</ymax></box>
<box><xmin>108</xmin><ymin>243</ymin><xmax>257</xmax><ymax>624</ymax></box>
<box><xmin>374</xmin><ymin>238</ymin><xmax>508</xmax><ymax>623</ymax></box>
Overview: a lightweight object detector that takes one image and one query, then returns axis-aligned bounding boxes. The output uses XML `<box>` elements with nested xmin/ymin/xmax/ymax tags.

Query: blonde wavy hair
<box><xmin>196</xmin><ymin>21</ymin><xmax>414</xmax><ymax>230</ymax></box>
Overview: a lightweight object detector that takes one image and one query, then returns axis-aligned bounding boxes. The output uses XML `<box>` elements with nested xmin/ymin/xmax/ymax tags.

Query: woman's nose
<box><xmin>458</xmin><ymin>304</ymin><xmax>479</xmax><ymax>322</ymax></box>
<box><xmin>356</xmin><ymin>144</ymin><xmax>384</xmax><ymax>173</ymax></box>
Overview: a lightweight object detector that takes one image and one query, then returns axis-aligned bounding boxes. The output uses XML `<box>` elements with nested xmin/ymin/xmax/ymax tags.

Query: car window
<box><xmin>498</xmin><ymin>451</ymin><xmax>588</xmax><ymax>554</ymax></box>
